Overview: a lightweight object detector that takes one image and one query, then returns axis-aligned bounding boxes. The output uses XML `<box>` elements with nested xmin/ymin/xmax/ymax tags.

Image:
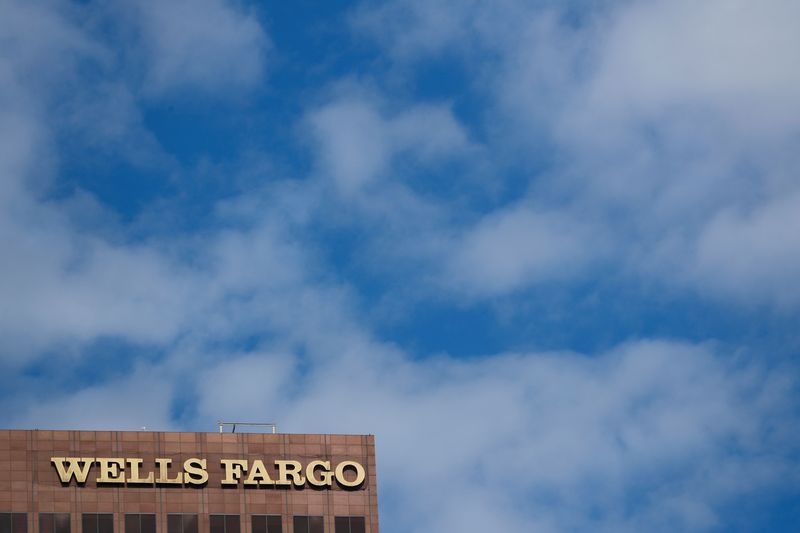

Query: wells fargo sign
<box><xmin>51</xmin><ymin>457</ymin><xmax>365</xmax><ymax>489</ymax></box>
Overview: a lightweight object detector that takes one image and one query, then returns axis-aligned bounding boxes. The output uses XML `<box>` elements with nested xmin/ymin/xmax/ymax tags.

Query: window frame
<box><xmin>292</xmin><ymin>516</ymin><xmax>323</xmax><ymax>533</ymax></box>
<box><xmin>208</xmin><ymin>515</ymin><xmax>240</xmax><ymax>533</ymax></box>
<box><xmin>1</xmin><ymin>512</ymin><xmax>28</xmax><ymax>533</ymax></box>
<box><xmin>39</xmin><ymin>513</ymin><xmax>70</xmax><ymax>533</ymax></box>
<box><xmin>167</xmin><ymin>514</ymin><xmax>198</xmax><ymax>533</ymax></box>
<box><xmin>333</xmin><ymin>517</ymin><xmax>365</xmax><ymax>533</ymax></box>
<box><xmin>250</xmin><ymin>515</ymin><xmax>282</xmax><ymax>533</ymax></box>
<box><xmin>124</xmin><ymin>514</ymin><xmax>156</xmax><ymax>533</ymax></box>
<box><xmin>81</xmin><ymin>513</ymin><xmax>114</xmax><ymax>533</ymax></box>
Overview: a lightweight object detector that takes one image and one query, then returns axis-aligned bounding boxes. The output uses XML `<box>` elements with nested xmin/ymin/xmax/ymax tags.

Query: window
<box><xmin>292</xmin><ymin>517</ymin><xmax>323</xmax><ymax>533</ymax></box>
<box><xmin>1</xmin><ymin>513</ymin><xmax>27</xmax><ymax>533</ymax></box>
<box><xmin>209</xmin><ymin>516</ymin><xmax>239</xmax><ymax>533</ymax></box>
<box><xmin>251</xmin><ymin>516</ymin><xmax>281</xmax><ymax>533</ymax></box>
<box><xmin>167</xmin><ymin>515</ymin><xmax>197</xmax><ymax>533</ymax></box>
<box><xmin>333</xmin><ymin>518</ymin><xmax>364</xmax><ymax>533</ymax></box>
<box><xmin>125</xmin><ymin>515</ymin><xmax>155</xmax><ymax>533</ymax></box>
<box><xmin>40</xmin><ymin>514</ymin><xmax>70</xmax><ymax>533</ymax></box>
<box><xmin>82</xmin><ymin>514</ymin><xmax>113</xmax><ymax>533</ymax></box>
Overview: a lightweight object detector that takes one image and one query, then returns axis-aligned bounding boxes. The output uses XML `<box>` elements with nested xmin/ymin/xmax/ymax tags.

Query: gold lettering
<box><xmin>334</xmin><ymin>461</ymin><xmax>365</xmax><ymax>488</ymax></box>
<box><xmin>243</xmin><ymin>459</ymin><xmax>275</xmax><ymax>486</ymax></box>
<box><xmin>305</xmin><ymin>460</ymin><xmax>333</xmax><ymax>487</ymax></box>
<box><xmin>126</xmin><ymin>458</ymin><xmax>155</xmax><ymax>484</ymax></box>
<box><xmin>221</xmin><ymin>459</ymin><xmax>248</xmax><ymax>485</ymax></box>
<box><xmin>183</xmin><ymin>458</ymin><xmax>208</xmax><ymax>485</ymax></box>
<box><xmin>51</xmin><ymin>457</ymin><xmax>94</xmax><ymax>484</ymax></box>
<box><xmin>95</xmin><ymin>458</ymin><xmax>125</xmax><ymax>484</ymax></box>
<box><xmin>55</xmin><ymin>455</ymin><xmax>366</xmax><ymax>489</ymax></box>
<box><xmin>275</xmin><ymin>460</ymin><xmax>305</xmax><ymax>486</ymax></box>
<box><xmin>155</xmin><ymin>458</ymin><xmax>183</xmax><ymax>484</ymax></box>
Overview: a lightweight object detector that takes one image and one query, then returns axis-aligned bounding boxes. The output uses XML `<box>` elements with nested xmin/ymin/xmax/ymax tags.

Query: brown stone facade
<box><xmin>0</xmin><ymin>430</ymin><xmax>379</xmax><ymax>533</ymax></box>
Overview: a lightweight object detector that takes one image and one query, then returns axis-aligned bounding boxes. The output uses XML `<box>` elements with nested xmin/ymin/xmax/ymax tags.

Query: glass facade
<box><xmin>40</xmin><ymin>514</ymin><xmax>70</xmax><ymax>533</ymax></box>
<box><xmin>209</xmin><ymin>515</ymin><xmax>239</xmax><ymax>533</ymax></box>
<box><xmin>0</xmin><ymin>513</ymin><xmax>27</xmax><ymax>533</ymax></box>
<box><xmin>124</xmin><ymin>515</ymin><xmax>155</xmax><ymax>533</ymax></box>
<box><xmin>292</xmin><ymin>516</ymin><xmax>323</xmax><ymax>533</ymax></box>
<box><xmin>7</xmin><ymin>513</ymin><xmax>369</xmax><ymax>533</ymax></box>
<box><xmin>251</xmin><ymin>516</ymin><xmax>281</xmax><ymax>533</ymax></box>
<box><xmin>333</xmin><ymin>517</ymin><xmax>364</xmax><ymax>533</ymax></box>
<box><xmin>82</xmin><ymin>514</ymin><xmax>113</xmax><ymax>533</ymax></box>
<box><xmin>167</xmin><ymin>514</ymin><xmax>198</xmax><ymax>533</ymax></box>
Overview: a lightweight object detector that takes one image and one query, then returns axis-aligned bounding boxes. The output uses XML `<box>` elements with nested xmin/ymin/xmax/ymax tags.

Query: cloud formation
<box><xmin>353</xmin><ymin>0</ymin><xmax>800</xmax><ymax>307</ymax></box>
<box><xmin>308</xmin><ymin>94</ymin><xmax>470</xmax><ymax>195</ymax></box>
<box><xmin>129</xmin><ymin>0</ymin><xmax>269</xmax><ymax>95</ymax></box>
<box><xmin>1</xmin><ymin>0</ymin><xmax>799</xmax><ymax>532</ymax></box>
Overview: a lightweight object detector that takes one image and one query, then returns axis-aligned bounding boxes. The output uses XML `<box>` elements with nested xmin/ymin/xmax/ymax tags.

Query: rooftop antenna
<box><xmin>217</xmin><ymin>421</ymin><xmax>277</xmax><ymax>434</ymax></box>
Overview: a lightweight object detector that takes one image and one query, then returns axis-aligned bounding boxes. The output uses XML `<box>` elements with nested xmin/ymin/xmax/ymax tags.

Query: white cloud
<box><xmin>307</xmin><ymin>96</ymin><xmax>470</xmax><ymax>194</ymax></box>
<box><xmin>0</xmin><ymin>0</ymin><xmax>279</xmax><ymax>364</ymax></box>
<box><xmin>8</xmin><ymin>196</ymin><xmax>796</xmax><ymax>528</ymax></box>
<box><xmin>351</xmin><ymin>0</ymin><xmax>527</xmax><ymax>60</ymax></box>
<box><xmin>14</xmin><ymin>273</ymin><xmax>794</xmax><ymax>532</ymax></box>
<box><xmin>184</xmin><ymin>338</ymin><xmax>797</xmax><ymax>533</ymax></box>
<box><xmin>196</xmin><ymin>352</ymin><xmax>298</xmax><ymax>421</ymax></box>
<box><xmin>573</xmin><ymin>0</ymin><xmax>800</xmax><ymax>136</ymax></box>
<box><xmin>307</xmin><ymin>99</ymin><xmax>389</xmax><ymax>193</ymax></box>
<box><xmin>0</xmin><ymin>2</ymin><xmax>182</xmax><ymax>361</ymax></box>
<box><xmin>691</xmin><ymin>193</ymin><xmax>800</xmax><ymax>307</ymax></box>
<box><xmin>17</xmin><ymin>365</ymin><xmax>175</xmax><ymax>431</ymax></box>
<box><xmin>554</xmin><ymin>0</ymin><xmax>800</xmax><ymax>305</ymax></box>
<box><xmin>128</xmin><ymin>0</ymin><xmax>269</xmax><ymax>95</ymax></box>
<box><xmin>353</xmin><ymin>0</ymin><xmax>800</xmax><ymax>307</ymax></box>
<box><xmin>445</xmin><ymin>205</ymin><xmax>604</xmax><ymax>295</ymax></box>
<box><xmin>0</xmin><ymin>222</ymin><xmax>196</xmax><ymax>360</ymax></box>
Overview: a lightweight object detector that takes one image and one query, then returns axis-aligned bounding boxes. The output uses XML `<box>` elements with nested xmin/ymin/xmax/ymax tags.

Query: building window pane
<box><xmin>141</xmin><ymin>516</ymin><xmax>155</xmax><ymax>533</ymax></box>
<box><xmin>124</xmin><ymin>516</ymin><xmax>138</xmax><ymax>533</ymax></box>
<box><xmin>292</xmin><ymin>517</ymin><xmax>305</xmax><ymax>533</ymax></box>
<box><xmin>12</xmin><ymin>514</ymin><xmax>27</xmax><ymax>533</ymax></box>
<box><xmin>41</xmin><ymin>514</ymin><xmax>70</xmax><ymax>533</ymax></box>
<box><xmin>82</xmin><ymin>514</ymin><xmax>113</xmax><ymax>533</ymax></box>
<box><xmin>334</xmin><ymin>517</ymin><xmax>364</xmax><ymax>533</ymax></box>
<box><xmin>265</xmin><ymin>518</ymin><xmax>281</xmax><ymax>533</ymax></box>
<box><xmin>333</xmin><ymin>519</ymin><xmax>347</xmax><ymax>533</ymax></box>
<box><xmin>98</xmin><ymin>515</ymin><xmax>113</xmax><ymax>533</ymax></box>
<box><xmin>348</xmin><ymin>518</ymin><xmax>364</xmax><ymax>533</ymax></box>
<box><xmin>209</xmin><ymin>517</ymin><xmax>222</xmax><ymax>533</ymax></box>
<box><xmin>55</xmin><ymin>515</ymin><xmax>70</xmax><ymax>533</ymax></box>
<box><xmin>82</xmin><ymin>515</ymin><xmax>96</xmax><ymax>533</ymax></box>
<box><xmin>208</xmin><ymin>516</ymin><xmax>238</xmax><ymax>533</ymax></box>
<box><xmin>182</xmin><ymin>516</ymin><xmax>196</xmax><ymax>533</ymax></box>
<box><xmin>39</xmin><ymin>514</ymin><xmax>53</xmax><ymax>533</ymax></box>
<box><xmin>292</xmin><ymin>517</ymin><xmax>323</xmax><ymax>533</ymax></box>
<box><xmin>167</xmin><ymin>517</ymin><xmax>180</xmax><ymax>533</ymax></box>
<box><xmin>307</xmin><ymin>517</ymin><xmax>322</xmax><ymax>533</ymax></box>
<box><xmin>224</xmin><ymin>516</ymin><xmax>238</xmax><ymax>533</ymax></box>
<box><xmin>125</xmin><ymin>515</ymin><xmax>155</xmax><ymax>533</ymax></box>
<box><xmin>2</xmin><ymin>513</ymin><xmax>27</xmax><ymax>533</ymax></box>
<box><xmin>167</xmin><ymin>515</ymin><xmax>197</xmax><ymax>533</ymax></box>
<box><xmin>252</xmin><ymin>516</ymin><xmax>282</xmax><ymax>533</ymax></box>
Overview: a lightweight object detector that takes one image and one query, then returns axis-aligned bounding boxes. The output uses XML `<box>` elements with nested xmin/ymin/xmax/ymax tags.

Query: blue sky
<box><xmin>2</xmin><ymin>0</ymin><xmax>800</xmax><ymax>531</ymax></box>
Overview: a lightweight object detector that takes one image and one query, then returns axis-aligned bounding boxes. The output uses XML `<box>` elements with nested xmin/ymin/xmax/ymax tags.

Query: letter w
<box><xmin>51</xmin><ymin>457</ymin><xmax>94</xmax><ymax>483</ymax></box>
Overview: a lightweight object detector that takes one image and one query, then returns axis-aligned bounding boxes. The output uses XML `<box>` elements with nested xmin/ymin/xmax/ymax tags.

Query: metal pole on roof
<box><xmin>217</xmin><ymin>421</ymin><xmax>278</xmax><ymax>433</ymax></box>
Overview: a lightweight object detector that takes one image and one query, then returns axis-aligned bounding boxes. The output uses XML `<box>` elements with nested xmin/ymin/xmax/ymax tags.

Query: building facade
<box><xmin>0</xmin><ymin>430</ymin><xmax>378</xmax><ymax>533</ymax></box>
